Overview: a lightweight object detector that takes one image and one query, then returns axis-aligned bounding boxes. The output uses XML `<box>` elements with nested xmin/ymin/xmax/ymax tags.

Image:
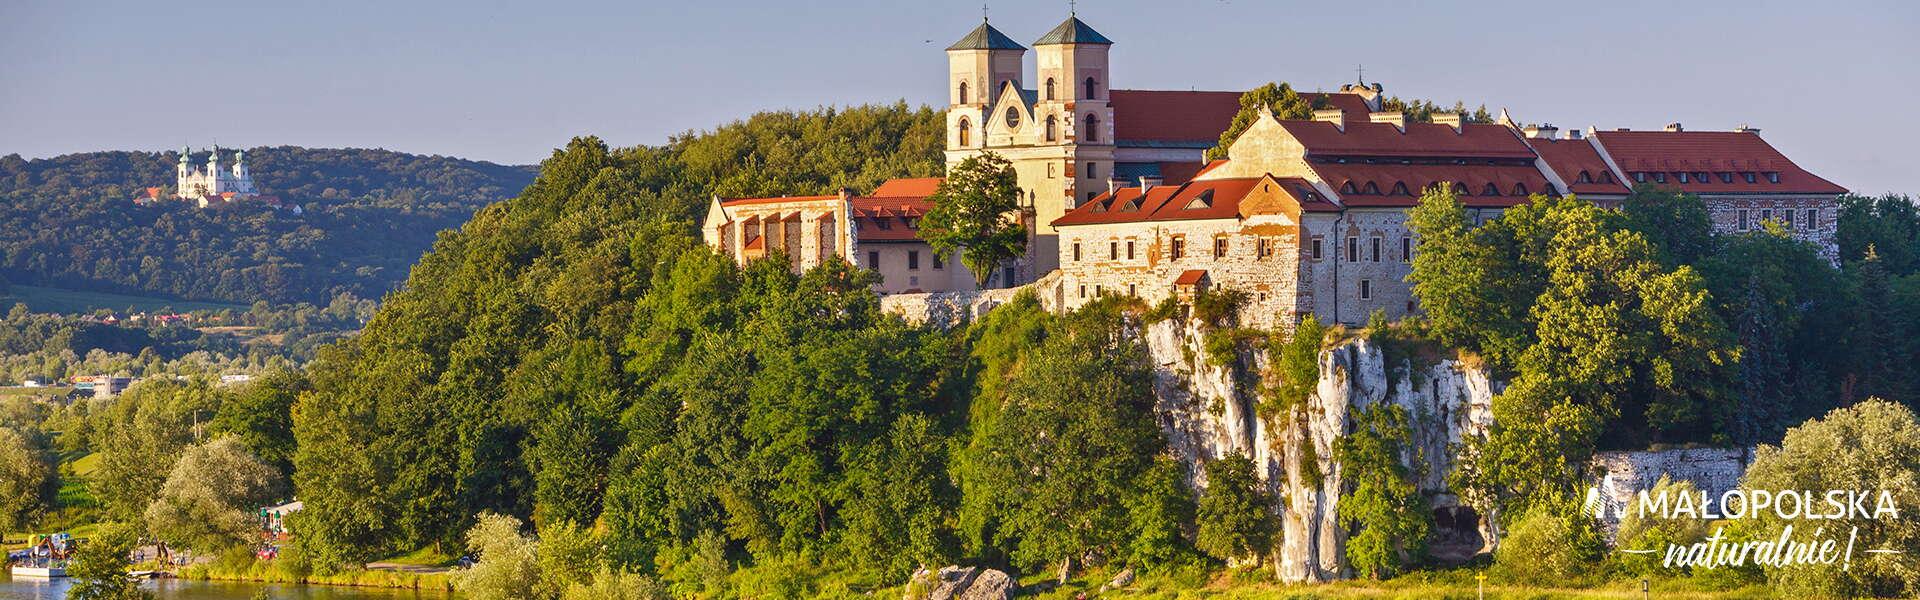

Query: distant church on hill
<box><xmin>701</xmin><ymin>13</ymin><xmax>1847</xmax><ymax>328</ymax></box>
<box><xmin>137</xmin><ymin>145</ymin><xmax>295</xmax><ymax>212</ymax></box>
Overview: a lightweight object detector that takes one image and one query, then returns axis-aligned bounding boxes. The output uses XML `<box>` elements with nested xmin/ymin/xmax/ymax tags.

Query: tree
<box><xmin>1333</xmin><ymin>404</ymin><xmax>1430</xmax><ymax>579</ymax></box>
<box><xmin>455</xmin><ymin>513</ymin><xmax>548</xmax><ymax>600</ymax></box>
<box><xmin>1837</xmin><ymin>193</ymin><xmax>1919</xmax><ymax>275</ymax></box>
<box><xmin>1736</xmin><ymin>399</ymin><xmax>1920</xmax><ymax>597</ymax></box>
<box><xmin>0</xmin><ymin>426</ymin><xmax>54</xmax><ymax>534</ymax></box>
<box><xmin>1620</xmin><ymin>184</ymin><xmax>1716</xmax><ymax>266</ymax></box>
<box><xmin>144</xmin><ymin>436</ymin><xmax>286</xmax><ymax>553</ymax></box>
<box><xmin>1193</xmin><ymin>454</ymin><xmax>1276</xmax><ymax>565</ymax></box>
<box><xmin>1850</xmin><ymin>248</ymin><xmax>1916</xmax><ymax>406</ymax></box>
<box><xmin>211</xmin><ymin>370</ymin><xmax>306</xmax><ymax>476</ymax></box>
<box><xmin>1406</xmin><ymin>187</ymin><xmax>1553</xmax><ymax>371</ymax></box>
<box><xmin>66</xmin><ymin>523</ymin><xmax>152</xmax><ymax>600</ymax></box>
<box><xmin>1206</xmin><ymin>83</ymin><xmax>1321</xmax><ymax>161</ymax></box>
<box><xmin>918</xmin><ymin>152</ymin><xmax>1026</xmax><ymax>287</ymax></box>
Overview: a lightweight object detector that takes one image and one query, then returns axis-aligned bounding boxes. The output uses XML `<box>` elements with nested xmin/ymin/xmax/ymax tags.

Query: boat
<box><xmin>9</xmin><ymin>565</ymin><xmax>66</xmax><ymax>578</ymax></box>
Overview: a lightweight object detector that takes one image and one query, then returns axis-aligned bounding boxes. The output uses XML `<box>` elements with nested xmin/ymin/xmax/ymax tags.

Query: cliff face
<box><xmin>1143</xmin><ymin>319</ymin><xmax>1498</xmax><ymax>582</ymax></box>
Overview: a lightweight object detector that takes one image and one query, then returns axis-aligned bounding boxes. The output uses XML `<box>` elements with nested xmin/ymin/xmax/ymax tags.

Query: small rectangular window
<box><xmin>1783</xmin><ymin>209</ymin><xmax>1794</xmax><ymax>229</ymax></box>
<box><xmin>1110</xmin><ymin>241</ymin><xmax>1119</xmax><ymax>260</ymax></box>
<box><xmin>933</xmin><ymin>252</ymin><xmax>944</xmax><ymax>269</ymax></box>
<box><xmin>1086</xmin><ymin>162</ymin><xmax>1098</xmax><ymax>178</ymax></box>
<box><xmin>1073</xmin><ymin>243</ymin><xmax>1082</xmax><ymax>262</ymax></box>
<box><xmin>1214</xmin><ymin>237</ymin><xmax>1229</xmax><ymax>259</ymax></box>
<box><xmin>908</xmin><ymin>250</ymin><xmax>920</xmax><ymax>270</ymax></box>
<box><xmin>1311</xmin><ymin>238</ymin><xmax>1323</xmax><ymax>260</ymax></box>
<box><xmin>1370</xmin><ymin>237</ymin><xmax>1382</xmax><ymax>262</ymax></box>
<box><xmin>1256</xmin><ymin>238</ymin><xmax>1271</xmax><ymax>259</ymax></box>
<box><xmin>1094</xmin><ymin>284</ymin><xmax>1102</xmax><ymax>296</ymax></box>
<box><xmin>1128</xmin><ymin>284</ymin><xmax>1136</xmax><ymax>297</ymax></box>
<box><xmin>1127</xmin><ymin>240</ymin><xmax>1135</xmax><ymax>260</ymax></box>
<box><xmin>1359</xmin><ymin>279</ymin><xmax>1373</xmax><ymax>300</ymax></box>
<box><xmin>1346</xmin><ymin>237</ymin><xmax>1358</xmax><ymax>262</ymax></box>
<box><xmin>1738</xmin><ymin>210</ymin><xmax>1750</xmax><ymax>231</ymax></box>
<box><xmin>1079</xmin><ymin>284</ymin><xmax>1086</xmax><ymax>298</ymax></box>
<box><xmin>1170</xmin><ymin>236</ymin><xmax>1185</xmax><ymax>260</ymax></box>
<box><xmin>1805</xmin><ymin>209</ymin><xmax>1818</xmax><ymax>228</ymax></box>
<box><xmin>1761</xmin><ymin>209</ymin><xmax>1772</xmax><ymax>223</ymax></box>
<box><xmin>1400</xmin><ymin>237</ymin><xmax>1412</xmax><ymax>262</ymax></box>
<box><xmin>868</xmin><ymin>251</ymin><xmax>881</xmax><ymax>268</ymax></box>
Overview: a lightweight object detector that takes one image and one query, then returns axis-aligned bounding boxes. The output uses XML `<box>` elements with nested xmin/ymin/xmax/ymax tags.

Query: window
<box><xmin>1086</xmin><ymin>191</ymin><xmax>1098</xmax><ymax>203</ymax></box>
<box><xmin>1634</xmin><ymin>172</ymin><xmax>1648</xmax><ymax>183</ymax></box>
<box><xmin>1084</xmin><ymin>114</ymin><xmax>1099</xmax><ymax>142</ymax></box>
<box><xmin>1783</xmin><ymin>209</ymin><xmax>1795</xmax><ymax>229</ymax></box>
<box><xmin>1126</xmin><ymin>240</ymin><xmax>1135</xmax><ymax>260</ymax></box>
<box><xmin>1128</xmin><ymin>284</ymin><xmax>1136</xmax><ymax>297</ymax></box>
<box><xmin>957</xmin><ymin>118</ymin><xmax>971</xmax><ymax>146</ymax></box>
<box><xmin>1170</xmin><ymin>235</ymin><xmax>1185</xmax><ymax>260</ymax></box>
<box><xmin>1677</xmin><ymin>172</ymin><xmax>1690</xmax><ymax>183</ymax></box>
<box><xmin>1765</xmin><ymin>172</ymin><xmax>1781</xmax><ymax>183</ymax></box>
<box><xmin>1359</xmin><ymin>279</ymin><xmax>1373</xmax><ymax>300</ymax></box>
<box><xmin>1577</xmin><ymin>171</ymin><xmax>1593</xmax><ymax>183</ymax></box>
<box><xmin>1311</xmin><ymin>238</ymin><xmax>1324</xmax><ymax>260</ymax></box>
<box><xmin>1738</xmin><ymin>209</ymin><xmax>1750</xmax><ymax>231</ymax></box>
<box><xmin>1095</xmin><ymin>284</ymin><xmax>1103</xmax><ymax>296</ymax></box>
<box><xmin>1806</xmin><ymin>208</ymin><xmax>1818</xmax><ymax>229</ymax></box>
<box><xmin>1760</xmin><ymin>209</ymin><xmax>1772</xmax><ymax>224</ymax></box>
<box><xmin>1079</xmin><ymin>284</ymin><xmax>1087</xmax><ymax>298</ymax></box>
<box><xmin>1512</xmin><ymin>182</ymin><xmax>1529</xmax><ymax>195</ymax></box>
<box><xmin>1110</xmin><ymin>241</ymin><xmax>1119</xmax><ymax>260</ymax></box>
<box><xmin>1213</xmin><ymin>236</ymin><xmax>1229</xmax><ymax>259</ymax></box>
<box><xmin>1718</xmin><ymin>172</ymin><xmax>1734</xmax><ymax>183</ymax></box>
<box><xmin>1085</xmin><ymin>162</ymin><xmax>1097</xmax><ymax>178</ymax></box>
<box><xmin>933</xmin><ymin>252</ymin><xmax>944</xmax><ymax>269</ymax></box>
<box><xmin>1370</xmin><ymin>237</ymin><xmax>1381</xmax><ymax>262</ymax></box>
<box><xmin>1346</xmin><ymin>236</ymin><xmax>1358</xmax><ymax>262</ymax></box>
<box><xmin>1045</xmin><ymin>116</ymin><xmax>1058</xmax><ymax>142</ymax></box>
<box><xmin>1653</xmin><ymin>173</ymin><xmax>1666</xmax><ymax>184</ymax></box>
<box><xmin>1256</xmin><ymin>238</ymin><xmax>1271</xmax><ymax>259</ymax></box>
<box><xmin>1695</xmin><ymin>172</ymin><xmax>1709</xmax><ymax>182</ymax></box>
<box><xmin>1084</xmin><ymin>76</ymin><xmax>1099</xmax><ymax>99</ymax></box>
<box><xmin>1045</xmin><ymin>78</ymin><xmax>1056</xmax><ymax>101</ymax></box>
<box><xmin>1482</xmin><ymin>182</ymin><xmax>1499</xmax><ymax>196</ymax></box>
<box><xmin>868</xmin><ymin>250</ymin><xmax>881</xmax><ymax>268</ymax></box>
<box><xmin>1401</xmin><ymin>237</ymin><xmax>1412</xmax><ymax>262</ymax></box>
<box><xmin>1743</xmin><ymin>172</ymin><xmax>1757</xmax><ymax>183</ymax></box>
<box><xmin>958</xmin><ymin>81</ymin><xmax>969</xmax><ymax>104</ymax></box>
<box><xmin>908</xmin><ymin>250</ymin><xmax>920</xmax><ymax>270</ymax></box>
<box><xmin>1073</xmin><ymin>243</ymin><xmax>1082</xmax><ymax>262</ymax></box>
<box><xmin>1601</xmin><ymin>172</ymin><xmax>1617</xmax><ymax>184</ymax></box>
<box><xmin>1390</xmin><ymin>182</ymin><xmax>1409</xmax><ymax>196</ymax></box>
<box><xmin>1004</xmin><ymin>107</ymin><xmax>1021</xmax><ymax>129</ymax></box>
<box><xmin>1047</xmin><ymin>162</ymin><xmax>1057</xmax><ymax>178</ymax></box>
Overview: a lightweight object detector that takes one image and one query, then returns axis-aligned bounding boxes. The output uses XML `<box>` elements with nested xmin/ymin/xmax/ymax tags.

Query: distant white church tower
<box><xmin>176</xmin><ymin>144</ymin><xmax>257</xmax><ymax>203</ymax></box>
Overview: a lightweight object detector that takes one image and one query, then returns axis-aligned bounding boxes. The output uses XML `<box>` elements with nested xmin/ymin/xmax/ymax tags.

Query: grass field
<box><xmin>0</xmin><ymin>284</ymin><xmax>246</xmax><ymax>314</ymax></box>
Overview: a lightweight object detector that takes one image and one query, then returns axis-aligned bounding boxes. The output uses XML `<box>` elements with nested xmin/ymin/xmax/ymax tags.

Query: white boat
<box><xmin>10</xmin><ymin>565</ymin><xmax>67</xmax><ymax>578</ymax></box>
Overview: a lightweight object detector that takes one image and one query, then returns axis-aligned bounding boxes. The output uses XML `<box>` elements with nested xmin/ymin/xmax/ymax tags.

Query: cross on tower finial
<box><xmin>982</xmin><ymin>2</ymin><xmax>989</xmax><ymax>21</ymax></box>
<box><xmin>1069</xmin><ymin>0</ymin><xmax>1077</xmax><ymax>16</ymax></box>
<box><xmin>1355</xmin><ymin>64</ymin><xmax>1365</xmax><ymax>85</ymax></box>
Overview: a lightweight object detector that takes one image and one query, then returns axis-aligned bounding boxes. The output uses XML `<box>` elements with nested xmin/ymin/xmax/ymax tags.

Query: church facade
<box><xmin>175</xmin><ymin>145</ymin><xmax>258</xmax><ymax>204</ymax></box>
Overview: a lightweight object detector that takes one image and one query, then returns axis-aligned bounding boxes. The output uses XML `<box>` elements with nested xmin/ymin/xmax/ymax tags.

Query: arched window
<box><xmin>957</xmin><ymin>118</ymin><xmax>971</xmax><ymax>147</ymax></box>
<box><xmin>1045</xmin><ymin>116</ymin><xmax>1058</xmax><ymax>142</ymax></box>
<box><xmin>1577</xmin><ymin>171</ymin><xmax>1593</xmax><ymax>183</ymax></box>
<box><xmin>1483</xmin><ymin>182</ymin><xmax>1500</xmax><ymax>196</ymax></box>
<box><xmin>958</xmin><ymin>82</ymin><xmax>969</xmax><ymax>104</ymax></box>
<box><xmin>1453</xmin><ymin>182</ymin><xmax>1470</xmax><ymax>196</ymax></box>
<box><xmin>1340</xmin><ymin>181</ymin><xmax>1357</xmax><ymax>194</ymax></box>
<box><xmin>1390</xmin><ymin>182</ymin><xmax>1410</xmax><ymax>196</ymax></box>
<box><xmin>1362</xmin><ymin>181</ymin><xmax>1380</xmax><ymax>195</ymax></box>
<box><xmin>1512</xmin><ymin>182</ymin><xmax>1529</xmax><ymax>196</ymax></box>
<box><xmin>1084</xmin><ymin>77</ymin><xmax>1099</xmax><ymax>99</ymax></box>
<box><xmin>1045</xmin><ymin>78</ymin><xmax>1056</xmax><ymax>101</ymax></box>
<box><xmin>1084</xmin><ymin>113</ymin><xmax>1100</xmax><ymax>142</ymax></box>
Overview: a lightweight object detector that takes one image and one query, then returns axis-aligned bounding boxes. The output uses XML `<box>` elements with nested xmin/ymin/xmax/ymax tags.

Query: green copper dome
<box><xmin>1034</xmin><ymin>16</ymin><xmax>1112</xmax><ymax>45</ymax></box>
<box><xmin>947</xmin><ymin>21</ymin><xmax>1025</xmax><ymax>51</ymax></box>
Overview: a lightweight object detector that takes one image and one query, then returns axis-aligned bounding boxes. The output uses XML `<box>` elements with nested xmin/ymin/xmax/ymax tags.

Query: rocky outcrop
<box><xmin>1142</xmin><ymin>318</ymin><xmax>1499</xmax><ymax>583</ymax></box>
<box><xmin>905</xmin><ymin>566</ymin><xmax>1015</xmax><ymax>600</ymax></box>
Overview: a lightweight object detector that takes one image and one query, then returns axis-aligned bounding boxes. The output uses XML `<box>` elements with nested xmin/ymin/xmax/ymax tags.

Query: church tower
<box><xmin>942</xmin><ymin>13</ymin><xmax>1115</xmax><ymax>282</ymax></box>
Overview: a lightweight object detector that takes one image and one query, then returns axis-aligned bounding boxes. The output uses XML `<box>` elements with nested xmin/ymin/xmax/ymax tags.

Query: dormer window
<box><xmin>1600</xmin><ymin>172</ymin><xmax>1616</xmax><ymax>184</ymax></box>
<box><xmin>1634</xmin><ymin>172</ymin><xmax>1648</xmax><ymax>183</ymax></box>
<box><xmin>1184</xmin><ymin>189</ymin><xmax>1215</xmax><ymax>209</ymax></box>
<box><xmin>1694</xmin><ymin>172</ymin><xmax>1709</xmax><ymax>182</ymax></box>
<box><xmin>1653</xmin><ymin>173</ymin><xmax>1667</xmax><ymax>184</ymax></box>
<box><xmin>1677</xmin><ymin>172</ymin><xmax>1690</xmax><ymax>183</ymax></box>
<box><xmin>1341</xmin><ymin>181</ymin><xmax>1358</xmax><ymax>194</ymax></box>
<box><xmin>1577</xmin><ymin>171</ymin><xmax>1593</xmax><ymax>183</ymax></box>
<box><xmin>1765</xmin><ymin>172</ymin><xmax>1780</xmax><ymax>183</ymax></box>
<box><xmin>1363</xmin><ymin>181</ymin><xmax>1380</xmax><ymax>195</ymax></box>
<box><xmin>1512</xmin><ymin>182</ymin><xmax>1529</xmax><ymax>195</ymax></box>
<box><xmin>1718</xmin><ymin>172</ymin><xmax>1734</xmax><ymax>183</ymax></box>
<box><xmin>1389</xmin><ymin>182</ymin><xmax>1409</xmax><ymax>196</ymax></box>
<box><xmin>1483</xmin><ymin>182</ymin><xmax>1500</xmax><ymax>196</ymax></box>
<box><xmin>1453</xmin><ymin>182</ymin><xmax>1469</xmax><ymax>196</ymax></box>
<box><xmin>1742</xmin><ymin>172</ymin><xmax>1757</xmax><ymax>183</ymax></box>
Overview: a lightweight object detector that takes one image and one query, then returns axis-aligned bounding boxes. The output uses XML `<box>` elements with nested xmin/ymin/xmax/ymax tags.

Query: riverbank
<box><xmin>175</xmin><ymin>557</ymin><xmax>455</xmax><ymax>592</ymax></box>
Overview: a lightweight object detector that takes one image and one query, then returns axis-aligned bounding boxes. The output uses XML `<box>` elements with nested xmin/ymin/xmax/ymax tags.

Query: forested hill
<box><xmin>0</xmin><ymin>147</ymin><xmax>537</xmax><ymax>305</ymax></box>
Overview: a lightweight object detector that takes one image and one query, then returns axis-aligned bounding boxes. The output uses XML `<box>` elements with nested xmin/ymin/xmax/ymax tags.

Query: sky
<box><xmin>3</xmin><ymin>0</ymin><xmax>1916</xmax><ymax>194</ymax></box>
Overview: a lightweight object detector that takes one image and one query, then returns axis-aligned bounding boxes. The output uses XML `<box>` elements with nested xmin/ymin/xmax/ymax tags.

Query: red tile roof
<box><xmin>1525</xmin><ymin>137</ymin><xmax>1631</xmax><ymax>196</ymax></box>
<box><xmin>1173</xmin><ymin>270</ymin><xmax>1209</xmax><ymax>286</ymax></box>
<box><xmin>1281</xmin><ymin>121</ymin><xmax>1536</xmax><ymax>159</ymax></box>
<box><xmin>1310</xmin><ymin>162</ymin><xmax>1551</xmax><ymax>208</ymax></box>
<box><xmin>1590</xmin><ymin>130</ymin><xmax>1845</xmax><ymax>195</ymax></box>
<box><xmin>1158</xmin><ymin>160</ymin><xmax>1220</xmax><ymax>186</ymax></box>
<box><xmin>871</xmin><ymin>177</ymin><xmax>943</xmax><ymax>197</ymax></box>
<box><xmin>1052</xmin><ymin>177</ymin><xmax>1334</xmax><ymax>227</ymax></box>
<box><xmin>1109</xmin><ymin>90</ymin><xmax>1373</xmax><ymax>145</ymax></box>
<box><xmin>851</xmin><ymin>197</ymin><xmax>932</xmax><ymax>242</ymax></box>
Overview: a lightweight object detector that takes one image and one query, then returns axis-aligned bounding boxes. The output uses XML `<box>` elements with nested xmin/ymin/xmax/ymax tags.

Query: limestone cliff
<box><xmin>1143</xmin><ymin>318</ymin><xmax>1498</xmax><ymax>582</ymax></box>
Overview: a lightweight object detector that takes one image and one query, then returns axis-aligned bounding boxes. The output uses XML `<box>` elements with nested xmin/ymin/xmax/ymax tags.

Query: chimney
<box><xmin>1432</xmin><ymin>112</ymin><xmax>1465</xmax><ymax>133</ymax></box>
<box><xmin>1664</xmin><ymin>122</ymin><xmax>1684</xmax><ymax>132</ymax></box>
<box><xmin>1368</xmin><ymin>111</ymin><xmax>1406</xmax><ymax>131</ymax></box>
<box><xmin>1138</xmin><ymin>175</ymin><xmax>1163</xmax><ymax>190</ymax></box>
<box><xmin>1735</xmin><ymin>123</ymin><xmax>1762</xmax><ymax>134</ymax></box>
<box><xmin>1109</xmin><ymin>178</ymin><xmax>1122</xmax><ymax>194</ymax></box>
<box><xmin>1565</xmin><ymin>129</ymin><xmax>1584</xmax><ymax>140</ymax></box>
<box><xmin>1313</xmin><ymin>108</ymin><xmax>1347</xmax><ymax>131</ymax></box>
<box><xmin>1521</xmin><ymin>123</ymin><xmax>1559</xmax><ymax>139</ymax></box>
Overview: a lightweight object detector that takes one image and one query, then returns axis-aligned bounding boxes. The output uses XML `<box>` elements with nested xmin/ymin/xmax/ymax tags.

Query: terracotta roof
<box><xmin>1281</xmin><ymin>121</ymin><xmax>1536</xmax><ymax>159</ymax></box>
<box><xmin>1158</xmin><ymin>161</ymin><xmax>1216</xmax><ymax>186</ymax></box>
<box><xmin>1311</xmin><ymin>162</ymin><xmax>1552</xmax><ymax>208</ymax></box>
<box><xmin>1526</xmin><ymin>137</ymin><xmax>1631</xmax><ymax>196</ymax></box>
<box><xmin>871</xmin><ymin>177</ymin><xmax>943</xmax><ymax>197</ymax></box>
<box><xmin>1109</xmin><ymin>90</ymin><xmax>1373</xmax><ymax>146</ymax></box>
<box><xmin>851</xmin><ymin>197</ymin><xmax>932</xmax><ymax>242</ymax></box>
<box><xmin>1590</xmin><ymin>130</ymin><xmax>1846</xmax><ymax>195</ymax></box>
<box><xmin>1173</xmin><ymin>270</ymin><xmax>1209</xmax><ymax>285</ymax></box>
<box><xmin>1052</xmin><ymin>176</ymin><xmax>1334</xmax><ymax>227</ymax></box>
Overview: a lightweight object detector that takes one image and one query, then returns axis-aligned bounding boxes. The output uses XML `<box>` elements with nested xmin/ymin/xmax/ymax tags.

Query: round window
<box><xmin>1004</xmin><ymin>107</ymin><xmax>1021</xmax><ymax>129</ymax></box>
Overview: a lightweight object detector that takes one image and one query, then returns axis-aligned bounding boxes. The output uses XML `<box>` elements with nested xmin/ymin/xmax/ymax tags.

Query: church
<box><xmin>701</xmin><ymin>13</ymin><xmax>1846</xmax><ymax>328</ymax></box>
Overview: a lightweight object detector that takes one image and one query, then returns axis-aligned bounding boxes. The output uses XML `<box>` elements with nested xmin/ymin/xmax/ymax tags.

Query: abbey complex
<box><xmin>702</xmin><ymin>14</ymin><xmax>1847</xmax><ymax>329</ymax></box>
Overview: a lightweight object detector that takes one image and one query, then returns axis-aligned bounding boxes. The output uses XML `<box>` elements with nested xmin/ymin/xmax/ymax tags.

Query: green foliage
<box><xmin>1190</xmin><ymin>286</ymin><xmax>1247</xmax><ymax>327</ymax></box>
<box><xmin>209</xmin><ymin>370</ymin><xmax>306</xmax><ymax>476</ymax></box>
<box><xmin>1405</xmin><ymin>187</ymin><xmax>1551</xmax><ymax>372</ymax></box>
<box><xmin>66</xmin><ymin>522</ymin><xmax>153</xmax><ymax>600</ymax></box>
<box><xmin>1260</xmin><ymin>315</ymin><xmax>1323</xmax><ymax>421</ymax></box>
<box><xmin>1735</xmin><ymin>399</ymin><xmax>1920</xmax><ymax>597</ymax></box>
<box><xmin>88</xmin><ymin>379</ymin><xmax>220</xmax><ymax>520</ymax></box>
<box><xmin>0</xmin><ymin>425</ymin><xmax>55</xmax><ymax>533</ymax></box>
<box><xmin>1333</xmin><ymin>404</ymin><xmax>1430</xmax><ymax>579</ymax></box>
<box><xmin>1837</xmin><ymin>193</ymin><xmax>1919</xmax><ymax>275</ymax></box>
<box><xmin>1619</xmin><ymin>184</ymin><xmax>1717</xmax><ymax>266</ymax></box>
<box><xmin>918</xmin><ymin>152</ymin><xmax>1026</xmax><ymax>286</ymax></box>
<box><xmin>455</xmin><ymin>513</ymin><xmax>546</xmax><ymax>600</ymax></box>
<box><xmin>1491</xmin><ymin>497</ymin><xmax>1606</xmax><ymax>585</ymax></box>
<box><xmin>142</xmin><ymin>436</ymin><xmax>285</xmax><ymax>553</ymax></box>
<box><xmin>1848</xmin><ymin>249</ymin><xmax>1916</xmax><ymax>407</ymax></box>
<box><xmin>1194</xmin><ymin>454</ymin><xmax>1276</xmax><ymax>564</ymax></box>
<box><xmin>1206</xmin><ymin>83</ymin><xmax>1323</xmax><ymax>161</ymax></box>
<box><xmin>1611</xmin><ymin>476</ymin><xmax>1712</xmax><ymax>577</ymax></box>
<box><xmin>0</xmin><ymin>147</ymin><xmax>536</xmax><ymax>304</ymax></box>
<box><xmin>1695</xmin><ymin>227</ymin><xmax>1853</xmax><ymax>442</ymax></box>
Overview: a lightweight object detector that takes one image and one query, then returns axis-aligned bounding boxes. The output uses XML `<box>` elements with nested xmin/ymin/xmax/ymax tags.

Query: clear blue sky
<box><xmin>4</xmin><ymin>0</ymin><xmax>1915</xmax><ymax>194</ymax></box>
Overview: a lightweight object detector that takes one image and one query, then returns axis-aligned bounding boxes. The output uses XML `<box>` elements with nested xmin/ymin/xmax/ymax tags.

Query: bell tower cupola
<box><xmin>945</xmin><ymin>18</ymin><xmax>1025</xmax><ymax>151</ymax></box>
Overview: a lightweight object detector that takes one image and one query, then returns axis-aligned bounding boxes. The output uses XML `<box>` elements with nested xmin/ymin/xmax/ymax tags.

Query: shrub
<box><xmin>453</xmin><ymin>513</ymin><xmax>544</xmax><ymax>600</ymax></box>
<box><xmin>1491</xmin><ymin>497</ymin><xmax>1606</xmax><ymax>584</ymax></box>
<box><xmin>1261</xmin><ymin>315</ymin><xmax>1324</xmax><ymax>421</ymax></box>
<box><xmin>1194</xmin><ymin>454</ymin><xmax>1277</xmax><ymax>564</ymax></box>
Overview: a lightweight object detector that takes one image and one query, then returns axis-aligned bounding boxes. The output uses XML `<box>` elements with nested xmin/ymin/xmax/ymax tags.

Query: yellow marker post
<box><xmin>1476</xmin><ymin>573</ymin><xmax>1486</xmax><ymax>600</ymax></box>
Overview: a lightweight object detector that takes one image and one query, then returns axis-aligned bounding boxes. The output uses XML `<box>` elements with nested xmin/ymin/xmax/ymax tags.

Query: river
<box><xmin>0</xmin><ymin>573</ymin><xmax>451</xmax><ymax>599</ymax></box>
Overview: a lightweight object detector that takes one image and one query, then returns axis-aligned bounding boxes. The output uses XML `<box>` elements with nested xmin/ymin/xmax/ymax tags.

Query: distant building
<box><xmin>73</xmin><ymin>375</ymin><xmax>133</xmax><ymax>398</ymax></box>
<box><xmin>701</xmin><ymin>177</ymin><xmax>989</xmax><ymax>294</ymax></box>
<box><xmin>144</xmin><ymin>145</ymin><xmax>299</xmax><ymax>213</ymax></box>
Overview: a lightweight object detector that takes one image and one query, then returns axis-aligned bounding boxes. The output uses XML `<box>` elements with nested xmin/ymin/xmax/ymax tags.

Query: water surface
<box><xmin>0</xmin><ymin>573</ymin><xmax>451</xmax><ymax>599</ymax></box>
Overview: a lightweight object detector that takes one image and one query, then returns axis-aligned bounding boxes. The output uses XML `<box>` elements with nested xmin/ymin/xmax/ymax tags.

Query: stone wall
<box><xmin>881</xmin><ymin>271</ymin><xmax>1065</xmax><ymax>328</ymax></box>
<box><xmin>1586</xmin><ymin>447</ymin><xmax>1753</xmax><ymax>539</ymax></box>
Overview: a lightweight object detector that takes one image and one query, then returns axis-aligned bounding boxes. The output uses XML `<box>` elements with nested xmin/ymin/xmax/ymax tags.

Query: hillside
<box><xmin>0</xmin><ymin>147</ymin><xmax>537</xmax><ymax>305</ymax></box>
